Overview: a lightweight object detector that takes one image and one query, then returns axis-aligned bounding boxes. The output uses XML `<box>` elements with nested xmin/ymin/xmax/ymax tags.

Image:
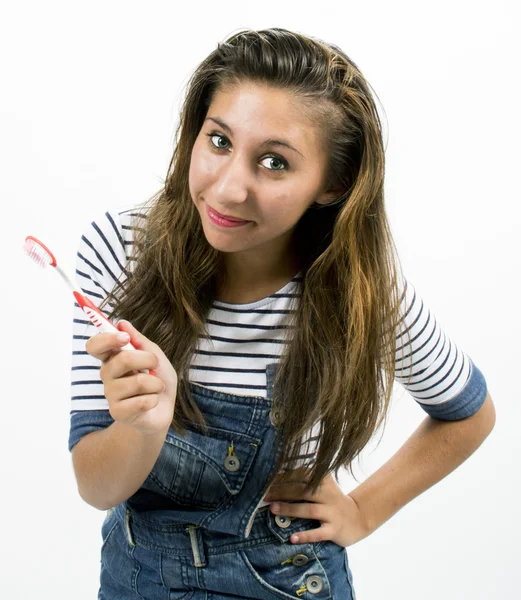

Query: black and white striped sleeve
<box><xmin>69</xmin><ymin>208</ymin><xmax>135</xmax><ymax>452</ymax></box>
<box><xmin>394</xmin><ymin>278</ymin><xmax>488</xmax><ymax>420</ymax></box>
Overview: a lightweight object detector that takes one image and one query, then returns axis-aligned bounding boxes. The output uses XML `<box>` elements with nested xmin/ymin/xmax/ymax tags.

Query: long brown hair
<box><xmin>99</xmin><ymin>27</ymin><xmax>411</xmax><ymax>494</ymax></box>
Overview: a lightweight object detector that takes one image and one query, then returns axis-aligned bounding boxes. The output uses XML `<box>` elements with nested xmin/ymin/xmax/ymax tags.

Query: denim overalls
<box><xmin>99</xmin><ymin>364</ymin><xmax>356</xmax><ymax>599</ymax></box>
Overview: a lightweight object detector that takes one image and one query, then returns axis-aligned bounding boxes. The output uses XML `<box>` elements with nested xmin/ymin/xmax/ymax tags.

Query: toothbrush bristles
<box><xmin>24</xmin><ymin>239</ymin><xmax>53</xmax><ymax>268</ymax></box>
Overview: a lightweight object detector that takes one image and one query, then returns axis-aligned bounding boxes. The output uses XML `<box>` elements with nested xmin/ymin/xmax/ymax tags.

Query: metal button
<box><xmin>274</xmin><ymin>514</ymin><xmax>292</xmax><ymax>528</ymax></box>
<box><xmin>306</xmin><ymin>575</ymin><xmax>323</xmax><ymax>594</ymax></box>
<box><xmin>224</xmin><ymin>455</ymin><xmax>240</xmax><ymax>472</ymax></box>
<box><xmin>269</xmin><ymin>408</ymin><xmax>282</xmax><ymax>426</ymax></box>
<box><xmin>292</xmin><ymin>554</ymin><xmax>309</xmax><ymax>566</ymax></box>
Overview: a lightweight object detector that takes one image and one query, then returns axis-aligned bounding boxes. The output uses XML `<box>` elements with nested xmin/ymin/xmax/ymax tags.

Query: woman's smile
<box><xmin>206</xmin><ymin>203</ymin><xmax>253</xmax><ymax>227</ymax></box>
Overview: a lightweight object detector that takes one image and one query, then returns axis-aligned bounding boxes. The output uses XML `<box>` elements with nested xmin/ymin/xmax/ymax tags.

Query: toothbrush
<box><xmin>23</xmin><ymin>235</ymin><xmax>155</xmax><ymax>376</ymax></box>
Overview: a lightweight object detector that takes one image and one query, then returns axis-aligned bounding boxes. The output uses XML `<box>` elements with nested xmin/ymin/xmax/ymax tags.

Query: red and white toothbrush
<box><xmin>23</xmin><ymin>235</ymin><xmax>154</xmax><ymax>375</ymax></box>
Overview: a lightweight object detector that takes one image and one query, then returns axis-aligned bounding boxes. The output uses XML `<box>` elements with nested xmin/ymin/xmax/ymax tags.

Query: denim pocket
<box><xmin>99</xmin><ymin>516</ymin><xmax>145</xmax><ymax>599</ymax></box>
<box><xmin>141</xmin><ymin>423</ymin><xmax>262</xmax><ymax>510</ymax></box>
<box><xmin>313</xmin><ymin>541</ymin><xmax>356</xmax><ymax>600</ymax></box>
<box><xmin>239</xmin><ymin>537</ymin><xmax>333</xmax><ymax>600</ymax></box>
<box><xmin>100</xmin><ymin>509</ymin><xmax>119</xmax><ymax>553</ymax></box>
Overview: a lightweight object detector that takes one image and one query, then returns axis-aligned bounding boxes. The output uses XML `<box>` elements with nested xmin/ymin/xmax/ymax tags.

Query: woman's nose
<box><xmin>212</xmin><ymin>155</ymin><xmax>252</xmax><ymax>203</ymax></box>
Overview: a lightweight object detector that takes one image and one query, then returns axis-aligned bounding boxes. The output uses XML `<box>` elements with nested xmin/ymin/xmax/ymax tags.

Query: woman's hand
<box><xmin>264</xmin><ymin>473</ymin><xmax>371</xmax><ymax>547</ymax></box>
<box><xmin>85</xmin><ymin>319</ymin><xmax>178</xmax><ymax>437</ymax></box>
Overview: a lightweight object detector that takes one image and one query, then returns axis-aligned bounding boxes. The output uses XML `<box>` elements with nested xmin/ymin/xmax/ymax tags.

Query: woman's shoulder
<box><xmin>82</xmin><ymin>202</ymin><xmax>151</xmax><ymax>247</ymax></box>
<box><xmin>76</xmin><ymin>201</ymin><xmax>151</xmax><ymax>287</ymax></box>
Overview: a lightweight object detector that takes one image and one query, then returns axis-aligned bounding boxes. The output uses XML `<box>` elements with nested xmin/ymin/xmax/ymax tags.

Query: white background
<box><xmin>1</xmin><ymin>1</ymin><xmax>519</xmax><ymax>598</ymax></box>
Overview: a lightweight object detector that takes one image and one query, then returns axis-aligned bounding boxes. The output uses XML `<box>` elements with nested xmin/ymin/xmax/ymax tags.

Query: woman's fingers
<box><xmin>83</xmin><ymin>320</ymin><xmax>178</xmax><ymax>436</ymax></box>
<box><xmin>107</xmin><ymin>374</ymin><xmax>166</xmax><ymax>423</ymax></box>
<box><xmin>101</xmin><ymin>348</ymin><xmax>159</xmax><ymax>380</ymax></box>
<box><xmin>85</xmin><ymin>331</ymin><xmax>131</xmax><ymax>363</ymax></box>
<box><xmin>270</xmin><ymin>500</ymin><xmax>323</xmax><ymax>521</ymax></box>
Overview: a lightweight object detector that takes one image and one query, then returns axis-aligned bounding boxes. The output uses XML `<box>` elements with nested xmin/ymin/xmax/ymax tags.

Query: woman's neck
<box><xmin>216</xmin><ymin>269</ymin><xmax>299</xmax><ymax>304</ymax></box>
<box><xmin>216</xmin><ymin>252</ymin><xmax>301</xmax><ymax>304</ymax></box>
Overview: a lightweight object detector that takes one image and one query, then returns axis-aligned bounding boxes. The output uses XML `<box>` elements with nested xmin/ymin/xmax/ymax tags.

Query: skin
<box><xmin>188</xmin><ymin>81</ymin><xmax>342</xmax><ymax>300</ymax></box>
<box><xmin>264</xmin><ymin>468</ymin><xmax>369</xmax><ymax>548</ymax></box>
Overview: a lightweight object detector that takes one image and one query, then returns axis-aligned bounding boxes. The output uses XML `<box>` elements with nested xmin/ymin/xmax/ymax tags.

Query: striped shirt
<box><xmin>70</xmin><ymin>205</ymin><xmax>488</xmax><ymax>507</ymax></box>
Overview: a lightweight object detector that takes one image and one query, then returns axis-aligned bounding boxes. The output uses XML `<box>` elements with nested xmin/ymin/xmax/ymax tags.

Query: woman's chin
<box><xmin>203</xmin><ymin>235</ymin><xmax>244</xmax><ymax>254</ymax></box>
<box><xmin>200</xmin><ymin>222</ymin><xmax>253</xmax><ymax>253</ymax></box>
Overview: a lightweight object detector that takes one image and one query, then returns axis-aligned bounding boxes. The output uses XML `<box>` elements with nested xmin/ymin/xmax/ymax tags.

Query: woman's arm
<box><xmin>348</xmin><ymin>392</ymin><xmax>496</xmax><ymax>534</ymax></box>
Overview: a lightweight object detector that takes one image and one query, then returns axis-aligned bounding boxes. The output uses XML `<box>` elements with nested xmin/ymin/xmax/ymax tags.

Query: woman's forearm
<box><xmin>349</xmin><ymin>393</ymin><xmax>495</xmax><ymax>534</ymax></box>
<box><xmin>72</xmin><ymin>420</ymin><xmax>170</xmax><ymax>511</ymax></box>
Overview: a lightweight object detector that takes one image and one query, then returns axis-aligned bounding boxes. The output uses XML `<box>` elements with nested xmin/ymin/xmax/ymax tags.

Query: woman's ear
<box><xmin>315</xmin><ymin>186</ymin><xmax>346</xmax><ymax>206</ymax></box>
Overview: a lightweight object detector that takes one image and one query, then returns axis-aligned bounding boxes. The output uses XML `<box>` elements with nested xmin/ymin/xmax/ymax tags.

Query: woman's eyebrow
<box><xmin>205</xmin><ymin>116</ymin><xmax>305</xmax><ymax>158</ymax></box>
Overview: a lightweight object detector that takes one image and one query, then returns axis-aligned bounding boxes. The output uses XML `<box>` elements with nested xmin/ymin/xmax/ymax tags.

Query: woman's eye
<box><xmin>205</xmin><ymin>132</ymin><xmax>288</xmax><ymax>172</ymax></box>
<box><xmin>259</xmin><ymin>156</ymin><xmax>287</xmax><ymax>172</ymax></box>
<box><xmin>207</xmin><ymin>133</ymin><xmax>230</xmax><ymax>150</ymax></box>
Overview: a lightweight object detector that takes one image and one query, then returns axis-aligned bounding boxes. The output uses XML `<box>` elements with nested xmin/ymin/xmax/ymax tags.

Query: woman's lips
<box><xmin>207</xmin><ymin>205</ymin><xmax>250</xmax><ymax>222</ymax></box>
<box><xmin>206</xmin><ymin>204</ymin><xmax>252</xmax><ymax>227</ymax></box>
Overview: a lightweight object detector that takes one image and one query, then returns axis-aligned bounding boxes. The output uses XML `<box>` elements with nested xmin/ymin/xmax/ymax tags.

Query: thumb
<box><xmin>116</xmin><ymin>319</ymin><xmax>148</xmax><ymax>351</ymax></box>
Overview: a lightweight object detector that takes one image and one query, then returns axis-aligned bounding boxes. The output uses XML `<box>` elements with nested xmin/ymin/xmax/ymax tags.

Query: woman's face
<box><xmin>189</xmin><ymin>81</ymin><xmax>336</xmax><ymax>270</ymax></box>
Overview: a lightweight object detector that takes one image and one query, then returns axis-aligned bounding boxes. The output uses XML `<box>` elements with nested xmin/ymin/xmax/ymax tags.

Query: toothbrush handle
<box><xmin>73</xmin><ymin>291</ymin><xmax>156</xmax><ymax>376</ymax></box>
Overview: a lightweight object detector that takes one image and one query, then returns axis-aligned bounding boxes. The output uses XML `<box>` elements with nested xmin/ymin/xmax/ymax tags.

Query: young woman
<box><xmin>70</xmin><ymin>27</ymin><xmax>495</xmax><ymax>600</ymax></box>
